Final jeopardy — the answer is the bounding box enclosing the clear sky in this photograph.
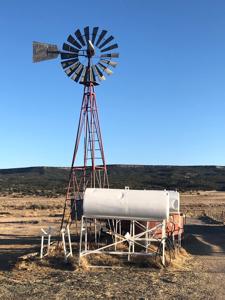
[1,0,225,168]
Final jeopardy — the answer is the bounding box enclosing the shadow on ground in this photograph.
[184,216,225,256]
[0,235,43,271]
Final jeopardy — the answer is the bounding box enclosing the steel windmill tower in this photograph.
[33,26,119,229]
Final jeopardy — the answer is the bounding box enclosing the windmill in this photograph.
[33,26,119,230]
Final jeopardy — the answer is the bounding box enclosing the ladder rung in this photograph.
[87,157,103,160]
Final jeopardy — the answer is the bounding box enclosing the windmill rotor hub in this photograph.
[87,40,95,58]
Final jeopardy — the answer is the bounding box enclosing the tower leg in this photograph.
[61,83,109,230]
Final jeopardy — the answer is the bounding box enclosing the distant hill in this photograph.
[0,165,225,196]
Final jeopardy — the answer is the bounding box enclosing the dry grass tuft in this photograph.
[15,252,40,271]
[79,256,90,271]
[14,246,78,272]
[88,253,121,267]
[114,241,128,251]
[169,247,192,271]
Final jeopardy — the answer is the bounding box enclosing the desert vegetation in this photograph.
[1,165,225,197]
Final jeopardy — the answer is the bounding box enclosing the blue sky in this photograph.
[1,0,225,168]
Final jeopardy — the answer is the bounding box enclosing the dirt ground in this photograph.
[1,192,225,299]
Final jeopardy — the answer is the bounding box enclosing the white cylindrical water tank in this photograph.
[83,188,169,221]
[153,190,180,213]
[168,191,180,213]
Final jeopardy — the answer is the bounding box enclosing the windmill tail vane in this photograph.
[33,41,60,62]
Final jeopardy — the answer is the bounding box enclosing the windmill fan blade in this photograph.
[71,64,83,81]
[65,62,80,77]
[71,67,81,81]
[67,35,82,49]
[75,29,85,46]
[94,65,106,80]
[33,41,59,62]
[91,27,99,44]
[100,59,117,68]
[101,43,118,53]
[74,64,83,74]
[95,30,107,47]
[71,73,78,81]
[61,58,79,69]
[84,26,89,45]
[61,52,78,60]
[80,66,87,83]
[98,63,113,75]
[100,53,119,58]
[63,43,79,53]
[98,35,114,49]
[75,65,84,82]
